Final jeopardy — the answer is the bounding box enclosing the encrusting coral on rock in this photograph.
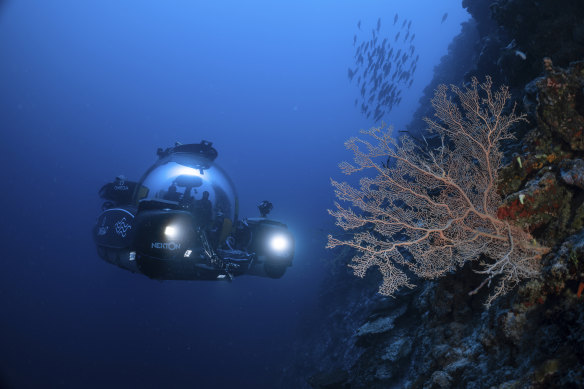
[284,1,584,387]
[301,58,584,389]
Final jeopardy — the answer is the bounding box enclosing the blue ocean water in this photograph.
[0,1,468,387]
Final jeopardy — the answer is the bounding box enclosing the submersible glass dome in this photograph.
[135,150,239,227]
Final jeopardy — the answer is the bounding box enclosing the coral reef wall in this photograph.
[288,1,584,388]
[408,0,584,139]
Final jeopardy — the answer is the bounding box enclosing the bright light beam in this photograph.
[165,225,178,239]
[269,234,290,253]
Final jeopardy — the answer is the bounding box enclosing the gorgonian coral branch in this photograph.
[328,76,548,306]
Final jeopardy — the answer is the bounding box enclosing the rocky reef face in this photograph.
[408,0,584,139]
[464,0,584,87]
[489,0,584,86]
[288,1,584,388]
[303,233,584,388]
[498,60,584,244]
[295,60,584,389]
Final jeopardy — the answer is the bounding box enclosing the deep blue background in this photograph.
[0,1,467,388]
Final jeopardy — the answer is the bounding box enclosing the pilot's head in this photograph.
[202,191,210,200]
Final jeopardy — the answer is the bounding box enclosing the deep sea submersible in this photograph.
[93,141,294,281]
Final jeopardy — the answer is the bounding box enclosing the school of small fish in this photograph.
[348,13,419,122]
